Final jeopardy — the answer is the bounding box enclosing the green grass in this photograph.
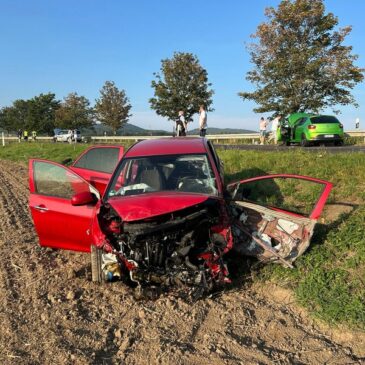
[1,142,364,329]
[220,149,365,202]
[0,141,131,164]
[219,149,365,329]
[0,142,92,163]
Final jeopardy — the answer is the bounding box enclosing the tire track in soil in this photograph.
[0,160,73,363]
[0,160,45,362]
[0,159,364,365]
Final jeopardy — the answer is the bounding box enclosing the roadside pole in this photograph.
[2,132,4,147]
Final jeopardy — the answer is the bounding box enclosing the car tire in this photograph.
[91,245,104,283]
[285,140,290,146]
[335,140,343,146]
[300,134,309,147]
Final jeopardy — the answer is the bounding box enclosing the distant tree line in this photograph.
[0,81,132,135]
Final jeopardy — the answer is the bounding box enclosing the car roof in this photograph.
[125,137,208,158]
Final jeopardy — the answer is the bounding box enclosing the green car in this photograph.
[281,113,344,146]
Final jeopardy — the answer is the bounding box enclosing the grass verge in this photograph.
[0,142,92,163]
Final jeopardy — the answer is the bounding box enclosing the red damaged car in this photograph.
[29,138,332,299]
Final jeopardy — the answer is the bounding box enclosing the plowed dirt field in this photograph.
[0,160,364,365]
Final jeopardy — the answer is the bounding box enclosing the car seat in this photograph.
[137,168,166,191]
[167,161,206,190]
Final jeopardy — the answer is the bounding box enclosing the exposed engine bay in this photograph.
[93,197,315,300]
[95,198,233,300]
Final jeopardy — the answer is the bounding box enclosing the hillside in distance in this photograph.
[84,123,256,136]
[187,127,255,135]
[83,123,170,136]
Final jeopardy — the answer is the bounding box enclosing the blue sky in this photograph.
[0,0,364,131]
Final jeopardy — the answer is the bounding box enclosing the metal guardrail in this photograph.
[89,133,263,142]
[1,131,365,142]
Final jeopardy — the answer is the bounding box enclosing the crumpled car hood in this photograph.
[107,192,211,222]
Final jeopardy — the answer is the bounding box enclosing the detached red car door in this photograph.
[29,159,100,252]
[227,174,332,265]
[69,146,124,195]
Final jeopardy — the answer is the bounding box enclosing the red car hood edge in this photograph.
[107,192,212,222]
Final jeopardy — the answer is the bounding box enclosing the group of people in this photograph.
[259,115,282,145]
[175,105,207,137]
[17,129,37,142]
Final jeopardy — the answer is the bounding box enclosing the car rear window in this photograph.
[73,147,120,173]
[310,116,340,124]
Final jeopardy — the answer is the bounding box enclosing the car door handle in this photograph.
[34,205,49,212]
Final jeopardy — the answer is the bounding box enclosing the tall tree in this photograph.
[94,81,132,134]
[0,93,59,134]
[0,100,28,132]
[55,93,94,130]
[239,0,364,115]
[149,52,214,122]
[0,107,18,133]
[27,93,60,134]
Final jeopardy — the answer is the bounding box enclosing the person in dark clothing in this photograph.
[175,111,186,137]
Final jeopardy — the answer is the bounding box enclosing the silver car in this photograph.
[53,130,82,142]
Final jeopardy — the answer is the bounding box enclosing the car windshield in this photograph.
[310,116,339,124]
[107,154,218,198]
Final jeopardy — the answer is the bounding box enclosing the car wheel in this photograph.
[285,140,290,146]
[300,134,309,147]
[91,245,104,283]
[335,140,343,146]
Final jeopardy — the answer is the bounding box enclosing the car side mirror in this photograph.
[71,191,98,206]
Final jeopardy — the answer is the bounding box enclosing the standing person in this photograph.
[23,130,28,142]
[17,129,22,142]
[32,130,37,141]
[73,129,78,142]
[67,129,72,143]
[269,115,282,145]
[199,105,207,137]
[175,110,186,137]
[259,117,268,145]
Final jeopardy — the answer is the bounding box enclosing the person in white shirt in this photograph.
[259,117,268,144]
[199,105,207,137]
[269,115,282,145]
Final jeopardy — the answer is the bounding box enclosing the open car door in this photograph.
[69,146,124,195]
[29,159,100,252]
[227,174,332,266]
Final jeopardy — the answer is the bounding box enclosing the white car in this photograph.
[53,130,82,143]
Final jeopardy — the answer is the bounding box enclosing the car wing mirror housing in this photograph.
[71,191,98,206]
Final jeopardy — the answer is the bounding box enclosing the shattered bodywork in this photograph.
[28,138,332,299]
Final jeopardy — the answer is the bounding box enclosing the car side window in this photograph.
[297,118,306,126]
[73,148,120,174]
[34,161,90,199]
